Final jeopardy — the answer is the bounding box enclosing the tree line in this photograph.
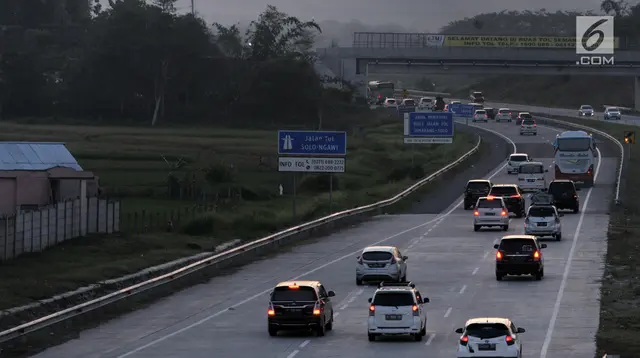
[0,0,355,127]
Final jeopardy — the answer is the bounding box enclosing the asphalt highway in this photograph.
[33,122,615,358]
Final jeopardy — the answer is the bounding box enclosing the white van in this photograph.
[517,162,548,191]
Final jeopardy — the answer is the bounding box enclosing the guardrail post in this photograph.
[3,217,8,261]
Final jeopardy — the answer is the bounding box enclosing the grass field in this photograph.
[526,114,640,357]
[0,110,478,310]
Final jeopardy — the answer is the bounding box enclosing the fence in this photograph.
[119,203,217,234]
[0,197,120,261]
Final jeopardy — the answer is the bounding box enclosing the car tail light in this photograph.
[533,251,540,260]
[506,335,515,345]
[574,194,578,198]
[537,177,544,180]
[487,195,495,199]
[511,194,521,198]
[474,210,479,216]
[501,210,507,216]
[412,305,419,316]
[268,303,275,316]
[588,164,594,175]
[496,251,503,260]
[460,335,469,346]
[369,305,375,316]
[357,256,363,265]
[313,301,322,315]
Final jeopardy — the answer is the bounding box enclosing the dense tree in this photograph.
[0,2,352,126]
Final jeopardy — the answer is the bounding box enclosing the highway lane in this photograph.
[31,122,612,358]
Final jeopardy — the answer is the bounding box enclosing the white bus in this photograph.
[553,130,596,187]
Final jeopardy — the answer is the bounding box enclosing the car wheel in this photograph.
[555,233,562,241]
[573,206,579,213]
[541,268,545,277]
[535,270,543,281]
[368,334,376,342]
[414,333,423,341]
[316,320,326,336]
[268,325,278,336]
[356,278,363,285]
[474,225,480,232]
[503,225,509,231]
[421,324,427,336]
[326,313,333,331]
[496,273,504,281]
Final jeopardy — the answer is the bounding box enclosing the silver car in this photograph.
[474,197,510,232]
[524,204,563,240]
[356,246,408,285]
[604,107,621,120]
[578,105,594,116]
[495,108,513,122]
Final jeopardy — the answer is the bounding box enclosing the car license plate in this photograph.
[385,314,402,320]
[485,212,495,216]
[477,343,495,350]
[538,222,547,226]
[528,179,536,182]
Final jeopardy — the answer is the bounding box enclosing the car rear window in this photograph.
[467,182,490,191]
[362,251,393,261]
[489,186,517,196]
[466,323,510,339]
[523,119,535,125]
[404,100,415,105]
[548,182,575,196]
[475,110,486,114]
[529,206,556,217]
[581,106,592,109]
[477,199,503,208]
[499,239,536,253]
[498,109,510,114]
[373,292,415,306]
[421,98,432,102]
[271,286,317,301]
[519,113,532,118]
[519,164,543,174]
[510,155,527,162]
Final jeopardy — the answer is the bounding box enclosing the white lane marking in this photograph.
[334,312,340,317]
[540,147,602,358]
[482,251,489,259]
[299,340,310,348]
[116,127,517,357]
[287,350,299,358]
[339,305,347,310]
[459,285,467,294]
[444,307,452,318]
[425,333,436,345]
[472,267,479,275]
[347,296,356,304]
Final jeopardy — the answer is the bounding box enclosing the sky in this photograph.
[172,0,606,32]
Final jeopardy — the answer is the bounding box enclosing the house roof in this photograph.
[0,142,82,171]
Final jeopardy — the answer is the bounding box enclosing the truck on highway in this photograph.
[367,81,395,105]
[552,130,596,187]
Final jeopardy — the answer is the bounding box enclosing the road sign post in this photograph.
[278,131,347,216]
[403,112,454,144]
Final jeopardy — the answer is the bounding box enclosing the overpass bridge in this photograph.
[318,32,640,109]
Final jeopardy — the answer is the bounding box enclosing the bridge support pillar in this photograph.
[635,76,640,111]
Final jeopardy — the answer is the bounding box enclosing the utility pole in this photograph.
[191,0,194,14]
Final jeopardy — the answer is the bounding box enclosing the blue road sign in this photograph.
[278,130,347,156]
[448,103,475,117]
[404,112,454,137]
[398,105,416,117]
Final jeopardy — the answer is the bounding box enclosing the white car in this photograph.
[604,107,621,120]
[519,119,537,135]
[472,109,488,122]
[455,317,525,358]
[517,161,547,191]
[473,197,509,232]
[418,97,434,109]
[495,108,512,122]
[578,104,594,116]
[356,246,408,285]
[367,282,429,341]
[401,98,416,107]
[525,204,563,240]
[506,153,529,174]
[383,98,398,108]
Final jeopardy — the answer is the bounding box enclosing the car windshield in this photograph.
[499,239,536,253]
[519,164,543,174]
[556,137,591,151]
[477,199,503,208]
[581,105,593,109]
[607,108,619,112]
[510,155,527,162]
[362,251,393,261]
[519,113,532,118]
[548,182,575,196]
[529,206,556,217]
[489,186,517,196]
[466,323,510,339]
[467,182,490,191]
[373,292,415,306]
[271,286,317,301]
[523,119,535,125]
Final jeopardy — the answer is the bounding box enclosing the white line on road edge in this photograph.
[539,147,602,358]
[459,285,467,294]
[286,350,299,358]
[425,333,436,345]
[116,126,517,357]
[299,340,310,348]
[444,307,452,318]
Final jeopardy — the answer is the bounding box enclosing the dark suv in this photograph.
[268,281,335,337]
[494,235,547,281]
[488,184,525,217]
[548,180,580,213]
[464,179,493,210]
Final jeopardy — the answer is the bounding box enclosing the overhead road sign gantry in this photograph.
[404,111,454,143]
[278,157,345,173]
[442,35,620,48]
[448,103,475,117]
[278,130,347,156]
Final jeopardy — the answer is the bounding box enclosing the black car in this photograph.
[484,107,497,119]
[268,281,335,336]
[494,235,547,281]
[488,184,526,217]
[548,180,580,213]
[464,179,493,210]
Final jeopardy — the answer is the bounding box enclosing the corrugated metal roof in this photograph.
[0,142,82,171]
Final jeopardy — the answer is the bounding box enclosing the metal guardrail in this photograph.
[0,135,483,344]
[400,89,625,204]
